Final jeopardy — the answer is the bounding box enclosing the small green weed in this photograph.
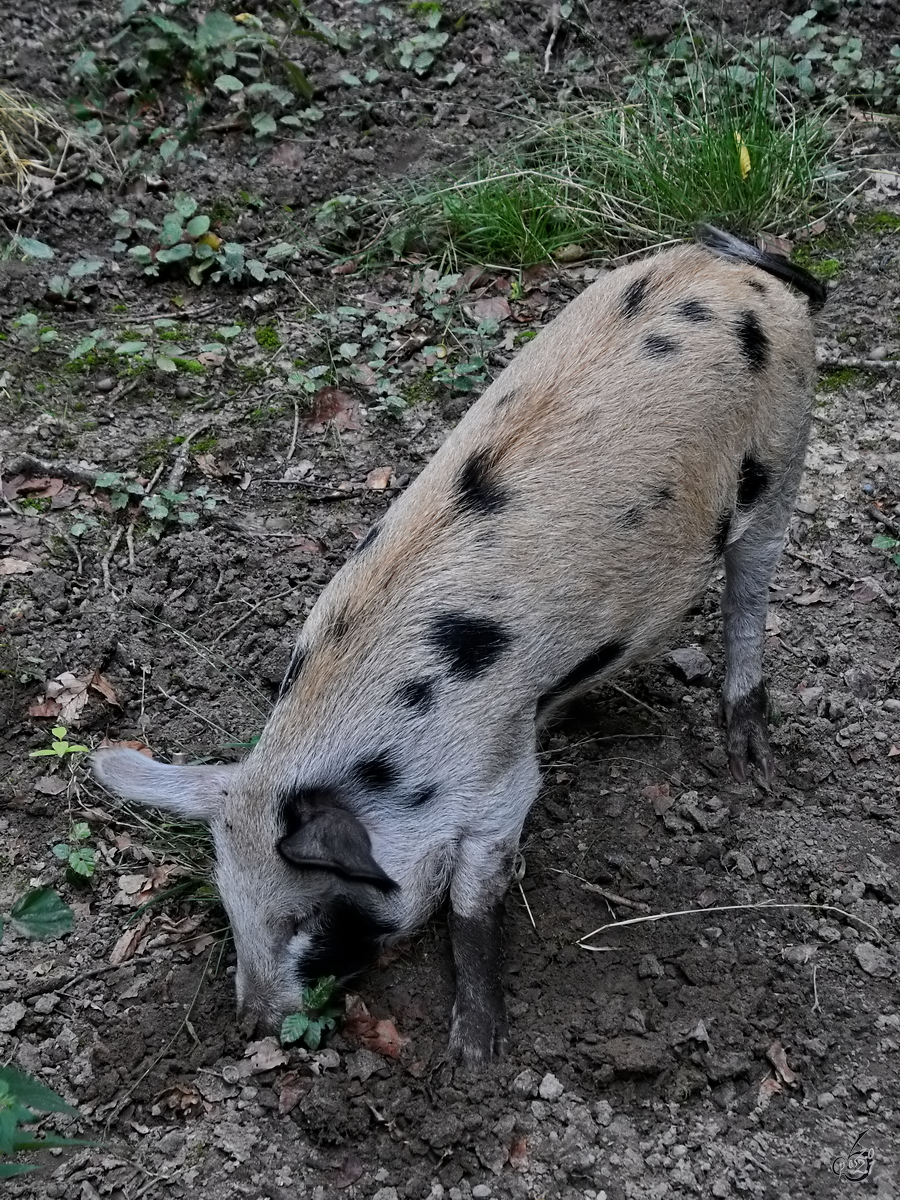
[47,258,103,304]
[29,725,89,760]
[872,533,900,569]
[11,313,59,350]
[112,193,296,286]
[94,472,221,539]
[52,823,96,884]
[818,366,859,392]
[280,976,341,1051]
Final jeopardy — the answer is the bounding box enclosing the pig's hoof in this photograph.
[724,682,774,784]
[449,998,508,1065]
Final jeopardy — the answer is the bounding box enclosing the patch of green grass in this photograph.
[191,434,219,454]
[254,324,281,350]
[856,211,900,232]
[819,366,860,392]
[380,43,841,266]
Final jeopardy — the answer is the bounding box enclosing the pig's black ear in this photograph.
[277,808,398,890]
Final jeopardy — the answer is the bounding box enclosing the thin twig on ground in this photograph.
[101,526,123,592]
[3,452,99,488]
[864,503,900,540]
[166,422,211,492]
[20,961,122,1001]
[817,356,900,370]
[209,585,297,646]
[578,900,880,949]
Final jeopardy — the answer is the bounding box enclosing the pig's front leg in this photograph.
[448,889,509,1063]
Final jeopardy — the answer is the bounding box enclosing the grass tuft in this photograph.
[382,43,843,268]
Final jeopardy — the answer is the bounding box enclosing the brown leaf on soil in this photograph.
[98,737,153,755]
[343,997,408,1059]
[197,352,225,367]
[157,1083,207,1117]
[28,699,61,718]
[766,1040,797,1086]
[643,783,673,816]
[794,588,823,606]
[463,296,511,323]
[0,557,36,575]
[277,1070,313,1115]
[509,1136,529,1171]
[331,259,358,276]
[245,1037,289,1073]
[888,745,900,757]
[521,264,554,291]
[34,775,68,796]
[756,1075,782,1106]
[304,387,360,433]
[332,1153,365,1189]
[365,467,392,491]
[89,671,120,706]
[3,474,65,500]
[109,913,151,964]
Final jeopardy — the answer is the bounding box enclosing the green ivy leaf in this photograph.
[185,215,211,238]
[214,74,244,93]
[280,1012,310,1044]
[9,889,73,941]
[15,237,55,260]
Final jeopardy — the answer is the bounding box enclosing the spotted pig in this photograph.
[92,227,826,1062]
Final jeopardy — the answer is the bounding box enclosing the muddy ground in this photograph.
[2,1,900,1198]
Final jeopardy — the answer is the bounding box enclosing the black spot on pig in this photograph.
[652,485,674,507]
[714,510,732,556]
[353,751,400,793]
[355,523,381,554]
[330,610,350,641]
[735,310,769,373]
[745,278,767,295]
[644,333,679,357]
[408,784,438,808]
[621,275,652,318]
[456,449,510,517]
[737,454,769,507]
[279,647,306,698]
[495,387,519,407]
[397,677,436,712]
[538,640,626,714]
[428,611,513,679]
[675,298,713,322]
[619,504,645,529]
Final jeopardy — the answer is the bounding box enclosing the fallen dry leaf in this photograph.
[766,1040,797,1086]
[463,295,511,323]
[343,997,408,1059]
[888,745,900,758]
[332,1153,364,1189]
[643,782,673,816]
[28,699,61,718]
[278,1070,313,1115]
[245,1037,289,1073]
[109,913,151,964]
[756,1075,782,1107]
[157,1083,207,1117]
[98,737,153,755]
[0,557,36,575]
[365,467,392,491]
[509,1136,529,1171]
[89,671,120,706]
[196,352,225,367]
[304,386,360,433]
[34,775,68,796]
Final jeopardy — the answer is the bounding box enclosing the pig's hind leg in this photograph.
[721,443,808,783]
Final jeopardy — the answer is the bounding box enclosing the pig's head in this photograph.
[91,747,401,1032]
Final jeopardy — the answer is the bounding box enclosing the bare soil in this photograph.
[2,3,899,1199]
